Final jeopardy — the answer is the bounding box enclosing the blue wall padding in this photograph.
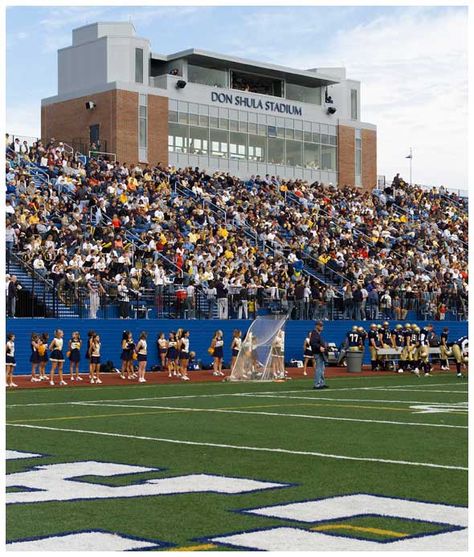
[6,319,467,374]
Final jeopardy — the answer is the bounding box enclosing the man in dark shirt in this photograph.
[310,321,328,389]
[7,275,21,318]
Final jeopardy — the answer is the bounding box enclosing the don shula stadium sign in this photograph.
[211,92,302,116]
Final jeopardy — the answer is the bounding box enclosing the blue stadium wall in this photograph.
[6,319,467,375]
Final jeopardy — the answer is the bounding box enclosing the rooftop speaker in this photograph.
[327,106,337,115]
[85,101,96,110]
[176,80,187,89]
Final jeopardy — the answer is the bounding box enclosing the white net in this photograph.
[229,316,287,381]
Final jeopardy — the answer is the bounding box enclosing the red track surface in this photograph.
[8,366,455,389]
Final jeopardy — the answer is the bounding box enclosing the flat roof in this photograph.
[151,48,339,87]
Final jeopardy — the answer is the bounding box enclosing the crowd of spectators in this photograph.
[5,133,468,321]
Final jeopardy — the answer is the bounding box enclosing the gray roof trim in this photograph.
[151,48,339,86]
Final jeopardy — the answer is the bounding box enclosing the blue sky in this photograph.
[6,5,468,189]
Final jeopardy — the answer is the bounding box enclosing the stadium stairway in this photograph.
[7,258,80,318]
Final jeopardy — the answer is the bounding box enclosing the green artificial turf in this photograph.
[6,374,468,550]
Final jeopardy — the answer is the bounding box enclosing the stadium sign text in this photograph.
[211,92,302,116]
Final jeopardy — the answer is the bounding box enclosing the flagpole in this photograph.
[409,147,413,186]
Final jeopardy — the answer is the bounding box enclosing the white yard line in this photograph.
[76,402,467,429]
[236,394,468,406]
[6,423,467,471]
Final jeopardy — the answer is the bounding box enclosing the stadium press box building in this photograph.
[41,22,377,188]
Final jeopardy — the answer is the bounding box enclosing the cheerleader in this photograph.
[157,332,168,375]
[175,328,184,376]
[30,333,41,382]
[68,332,82,382]
[38,332,49,381]
[49,329,66,386]
[167,332,178,377]
[179,330,190,381]
[211,330,225,377]
[90,333,102,384]
[120,331,135,380]
[303,332,314,377]
[230,329,242,373]
[85,330,95,382]
[6,333,17,388]
[136,331,148,383]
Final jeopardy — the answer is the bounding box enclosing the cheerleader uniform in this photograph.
[69,340,81,363]
[167,340,178,361]
[50,338,65,362]
[30,341,40,364]
[121,341,134,362]
[158,338,168,356]
[137,340,147,362]
[39,341,49,363]
[6,341,16,367]
[214,338,224,359]
[232,337,242,358]
[304,337,314,359]
[180,338,190,360]
[90,342,101,365]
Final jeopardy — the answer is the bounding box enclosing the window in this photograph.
[351,89,358,120]
[285,140,303,167]
[321,145,337,171]
[189,126,209,155]
[168,123,189,153]
[268,137,285,165]
[248,135,266,162]
[286,82,321,105]
[135,48,144,84]
[188,64,227,88]
[303,143,320,169]
[229,132,247,160]
[355,133,362,186]
[210,128,229,158]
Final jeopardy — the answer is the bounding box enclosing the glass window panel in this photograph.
[277,126,285,138]
[168,123,189,153]
[199,115,209,127]
[135,48,143,83]
[199,104,209,115]
[329,125,337,136]
[139,119,147,148]
[330,135,337,146]
[188,64,227,87]
[304,131,312,142]
[188,103,199,114]
[189,113,199,126]
[285,118,293,128]
[229,131,247,160]
[239,121,248,133]
[219,107,229,118]
[169,99,178,111]
[210,128,229,158]
[285,128,294,139]
[303,121,311,132]
[355,147,362,176]
[258,114,267,124]
[303,143,320,169]
[268,137,285,165]
[286,82,321,105]
[355,138,362,149]
[312,122,320,133]
[189,126,209,155]
[258,124,267,136]
[229,109,238,120]
[294,129,303,140]
[209,106,218,116]
[178,112,189,124]
[267,115,276,126]
[320,124,329,134]
[248,134,266,162]
[321,145,337,171]
[169,111,178,122]
[210,116,219,128]
[285,140,302,167]
[178,101,188,112]
[321,134,330,144]
[312,132,320,143]
[229,119,238,131]
[139,106,147,118]
[248,122,257,134]
[219,118,229,130]
[351,89,358,119]
[267,125,277,138]
[294,119,303,130]
[248,112,257,123]
[238,111,248,122]
[139,94,147,106]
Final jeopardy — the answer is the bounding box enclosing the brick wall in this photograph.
[361,128,377,190]
[148,95,169,166]
[337,125,355,187]
[41,89,140,163]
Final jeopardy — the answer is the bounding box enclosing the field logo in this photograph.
[208,494,468,550]
[7,459,289,505]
